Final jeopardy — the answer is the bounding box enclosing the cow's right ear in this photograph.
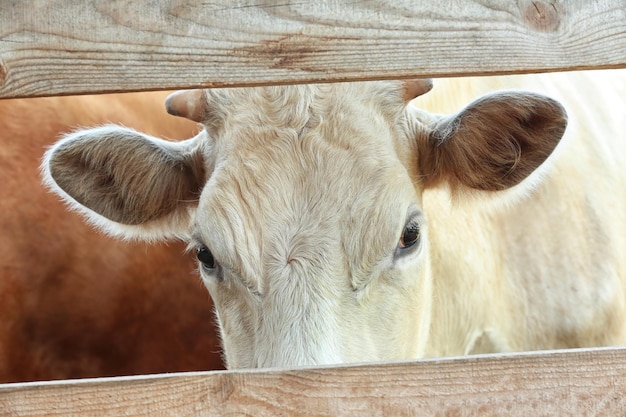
[42,125,207,241]
[417,91,567,193]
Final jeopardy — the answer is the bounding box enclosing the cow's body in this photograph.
[1,93,223,383]
[43,70,626,369]
[418,71,626,356]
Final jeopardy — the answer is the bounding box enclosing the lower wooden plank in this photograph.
[1,347,625,416]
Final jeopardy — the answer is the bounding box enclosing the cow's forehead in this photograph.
[202,82,412,211]
[206,82,407,146]
[193,83,417,287]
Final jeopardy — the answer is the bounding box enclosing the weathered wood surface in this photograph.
[1,0,625,98]
[1,347,625,416]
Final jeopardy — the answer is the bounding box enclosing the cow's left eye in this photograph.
[197,245,217,270]
[399,220,420,249]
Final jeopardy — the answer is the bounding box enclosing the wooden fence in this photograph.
[1,348,625,416]
[1,0,626,415]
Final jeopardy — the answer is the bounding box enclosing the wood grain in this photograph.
[1,347,625,416]
[0,0,625,98]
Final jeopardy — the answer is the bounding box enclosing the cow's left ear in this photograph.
[43,126,207,241]
[418,91,567,191]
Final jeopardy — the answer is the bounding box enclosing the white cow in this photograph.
[43,70,626,368]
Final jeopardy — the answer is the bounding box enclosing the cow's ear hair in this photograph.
[43,125,206,240]
[418,91,567,191]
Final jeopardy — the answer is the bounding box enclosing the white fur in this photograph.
[43,73,626,369]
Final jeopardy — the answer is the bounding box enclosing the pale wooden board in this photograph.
[1,347,625,416]
[0,0,625,98]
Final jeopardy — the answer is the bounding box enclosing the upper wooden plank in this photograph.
[0,0,625,98]
[1,347,625,416]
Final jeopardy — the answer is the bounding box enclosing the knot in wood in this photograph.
[522,1,560,32]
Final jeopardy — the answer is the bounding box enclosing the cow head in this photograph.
[43,80,566,368]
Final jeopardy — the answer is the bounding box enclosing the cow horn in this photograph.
[165,89,207,122]
[402,79,434,102]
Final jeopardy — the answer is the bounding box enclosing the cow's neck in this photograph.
[422,188,513,357]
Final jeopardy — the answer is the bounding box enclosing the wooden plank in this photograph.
[1,347,625,416]
[1,0,625,98]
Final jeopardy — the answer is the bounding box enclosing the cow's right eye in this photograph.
[400,220,420,249]
[197,246,216,270]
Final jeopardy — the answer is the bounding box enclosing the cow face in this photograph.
[43,80,566,368]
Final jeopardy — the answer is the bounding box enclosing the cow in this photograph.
[0,92,224,383]
[42,70,626,369]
